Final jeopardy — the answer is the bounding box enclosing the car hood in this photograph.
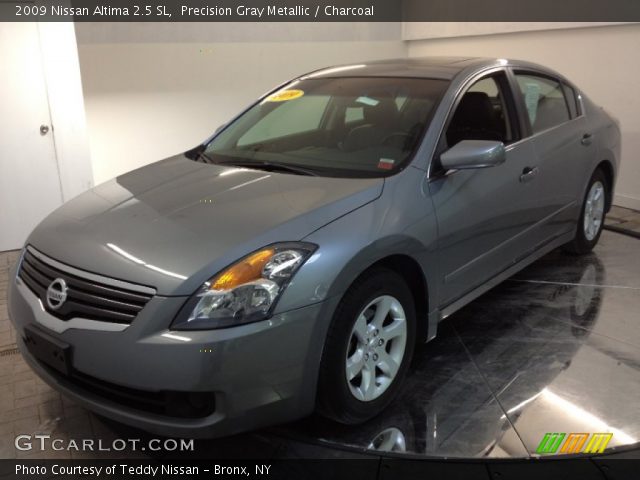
[28,155,383,295]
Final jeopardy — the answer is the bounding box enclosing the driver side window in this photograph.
[445,73,516,148]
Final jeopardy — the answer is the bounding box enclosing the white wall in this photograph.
[76,23,405,184]
[406,23,640,210]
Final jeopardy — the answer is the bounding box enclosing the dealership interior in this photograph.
[1,22,639,461]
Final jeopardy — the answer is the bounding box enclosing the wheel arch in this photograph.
[362,255,429,343]
[327,246,433,344]
[595,159,615,212]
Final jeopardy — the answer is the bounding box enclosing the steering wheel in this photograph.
[381,132,413,149]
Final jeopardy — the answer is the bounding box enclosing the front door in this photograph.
[428,71,542,306]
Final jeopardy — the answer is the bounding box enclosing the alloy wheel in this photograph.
[345,295,408,402]
[583,180,605,241]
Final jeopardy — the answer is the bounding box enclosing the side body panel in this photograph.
[291,166,440,337]
[427,139,540,306]
[424,61,621,319]
[508,68,597,245]
[424,66,545,307]
[581,95,621,203]
[523,117,587,244]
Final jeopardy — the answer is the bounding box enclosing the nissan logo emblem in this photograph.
[46,278,68,310]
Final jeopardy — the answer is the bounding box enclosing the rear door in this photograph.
[428,69,541,306]
[511,71,594,244]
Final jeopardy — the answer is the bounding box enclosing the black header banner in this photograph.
[1,0,640,22]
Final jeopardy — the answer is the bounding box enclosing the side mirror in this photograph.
[440,140,506,170]
[214,124,226,134]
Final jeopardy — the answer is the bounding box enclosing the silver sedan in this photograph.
[8,57,620,437]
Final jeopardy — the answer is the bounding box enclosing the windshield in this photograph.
[202,77,449,177]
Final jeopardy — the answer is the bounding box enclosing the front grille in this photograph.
[18,247,155,324]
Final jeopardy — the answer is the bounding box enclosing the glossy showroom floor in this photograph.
[0,207,639,459]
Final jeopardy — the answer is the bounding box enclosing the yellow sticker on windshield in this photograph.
[266,89,304,102]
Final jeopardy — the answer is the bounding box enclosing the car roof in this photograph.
[301,57,565,82]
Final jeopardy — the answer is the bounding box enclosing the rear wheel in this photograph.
[564,169,607,255]
[317,268,416,424]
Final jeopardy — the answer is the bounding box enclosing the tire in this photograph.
[317,268,416,424]
[563,168,608,255]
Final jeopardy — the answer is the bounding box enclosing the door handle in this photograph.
[520,166,539,183]
[581,133,593,146]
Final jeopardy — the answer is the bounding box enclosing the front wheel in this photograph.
[564,169,608,255]
[317,268,416,424]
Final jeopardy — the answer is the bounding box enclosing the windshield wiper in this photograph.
[217,160,319,176]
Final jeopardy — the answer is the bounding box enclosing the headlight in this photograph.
[171,242,316,330]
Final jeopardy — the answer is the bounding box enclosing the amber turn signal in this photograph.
[210,248,275,290]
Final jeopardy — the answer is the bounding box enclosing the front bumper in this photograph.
[8,263,335,438]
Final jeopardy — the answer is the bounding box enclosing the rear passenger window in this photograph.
[514,73,571,133]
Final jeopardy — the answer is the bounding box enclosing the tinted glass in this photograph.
[203,77,449,178]
[446,74,515,147]
[238,95,331,146]
[515,73,570,133]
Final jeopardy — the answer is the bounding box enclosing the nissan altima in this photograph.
[8,57,620,437]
